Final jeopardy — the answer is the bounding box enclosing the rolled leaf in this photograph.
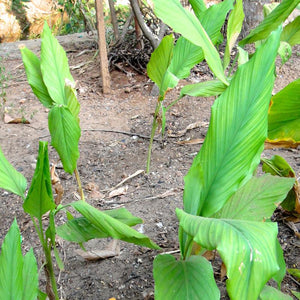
[224,0,244,68]
[40,22,74,105]
[0,219,23,299]
[153,254,219,300]
[20,47,53,108]
[177,208,280,300]
[278,41,292,64]
[0,146,27,198]
[214,175,295,221]
[183,28,281,217]
[48,105,81,174]
[153,0,229,85]
[240,0,300,46]
[71,201,160,249]
[23,141,55,219]
[268,78,300,144]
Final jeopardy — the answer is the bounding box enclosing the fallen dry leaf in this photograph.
[176,138,204,145]
[4,115,30,124]
[76,240,120,261]
[264,140,300,149]
[108,185,128,198]
[220,262,227,281]
[169,121,208,138]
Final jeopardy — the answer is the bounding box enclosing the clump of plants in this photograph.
[0,22,159,299]
[146,0,300,299]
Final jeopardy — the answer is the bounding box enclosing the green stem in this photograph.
[166,95,183,111]
[74,167,85,201]
[35,218,59,300]
[146,100,161,173]
[227,54,238,77]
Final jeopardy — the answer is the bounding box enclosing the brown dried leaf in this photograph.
[220,262,227,281]
[264,140,300,149]
[176,138,204,145]
[5,115,30,124]
[75,240,120,261]
[169,121,207,138]
[202,250,215,261]
[54,183,64,205]
[108,185,128,198]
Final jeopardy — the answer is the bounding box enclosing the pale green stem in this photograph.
[74,167,85,201]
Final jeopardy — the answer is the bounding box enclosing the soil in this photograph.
[0,33,300,299]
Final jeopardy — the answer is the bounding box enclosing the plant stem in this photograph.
[37,218,59,300]
[146,99,161,173]
[74,167,85,201]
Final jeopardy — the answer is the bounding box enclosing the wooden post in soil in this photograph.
[95,0,111,94]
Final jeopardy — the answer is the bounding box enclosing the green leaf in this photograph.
[0,219,23,299]
[262,155,295,177]
[147,35,175,95]
[20,47,53,108]
[214,175,295,221]
[153,254,219,300]
[183,28,281,217]
[287,268,300,279]
[237,46,249,66]
[180,79,227,98]
[273,239,286,288]
[177,209,281,300]
[259,286,292,300]
[281,16,300,46]
[224,0,244,68]
[168,0,233,80]
[40,22,74,105]
[268,78,300,143]
[48,105,81,174]
[0,146,27,198]
[23,141,55,219]
[22,249,38,300]
[189,0,207,19]
[57,207,143,243]
[291,291,300,299]
[153,0,229,85]
[240,0,300,46]
[65,84,80,121]
[71,201,160,249]
[278,41,292,64]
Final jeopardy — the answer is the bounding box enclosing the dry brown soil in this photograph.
[0,33,299,299]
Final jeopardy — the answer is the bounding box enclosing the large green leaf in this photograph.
[20,47,53,108]
[57,207,143,243]
[281,16,300,46]
[167,0,233,81]
[153,0,228,85]
[177,209,280,300]
[180,79,227,98]
[48,105,81,174]
[259,286,292,300]
[268,78,300,143]
[0,146,27,198]
[183,28,281,217]
[224,0,244,68]
[22,249,38,300]
[23,141,55,219]
[214,175,295,221]
[240,0,300,46]
[147,35,175,95]
[71,201,159,249]
[40,22,74,105]
[153,254,219,300]
[0,219,23,299]
[189,0,207,19]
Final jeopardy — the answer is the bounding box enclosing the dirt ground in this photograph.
[0,33,300,299]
